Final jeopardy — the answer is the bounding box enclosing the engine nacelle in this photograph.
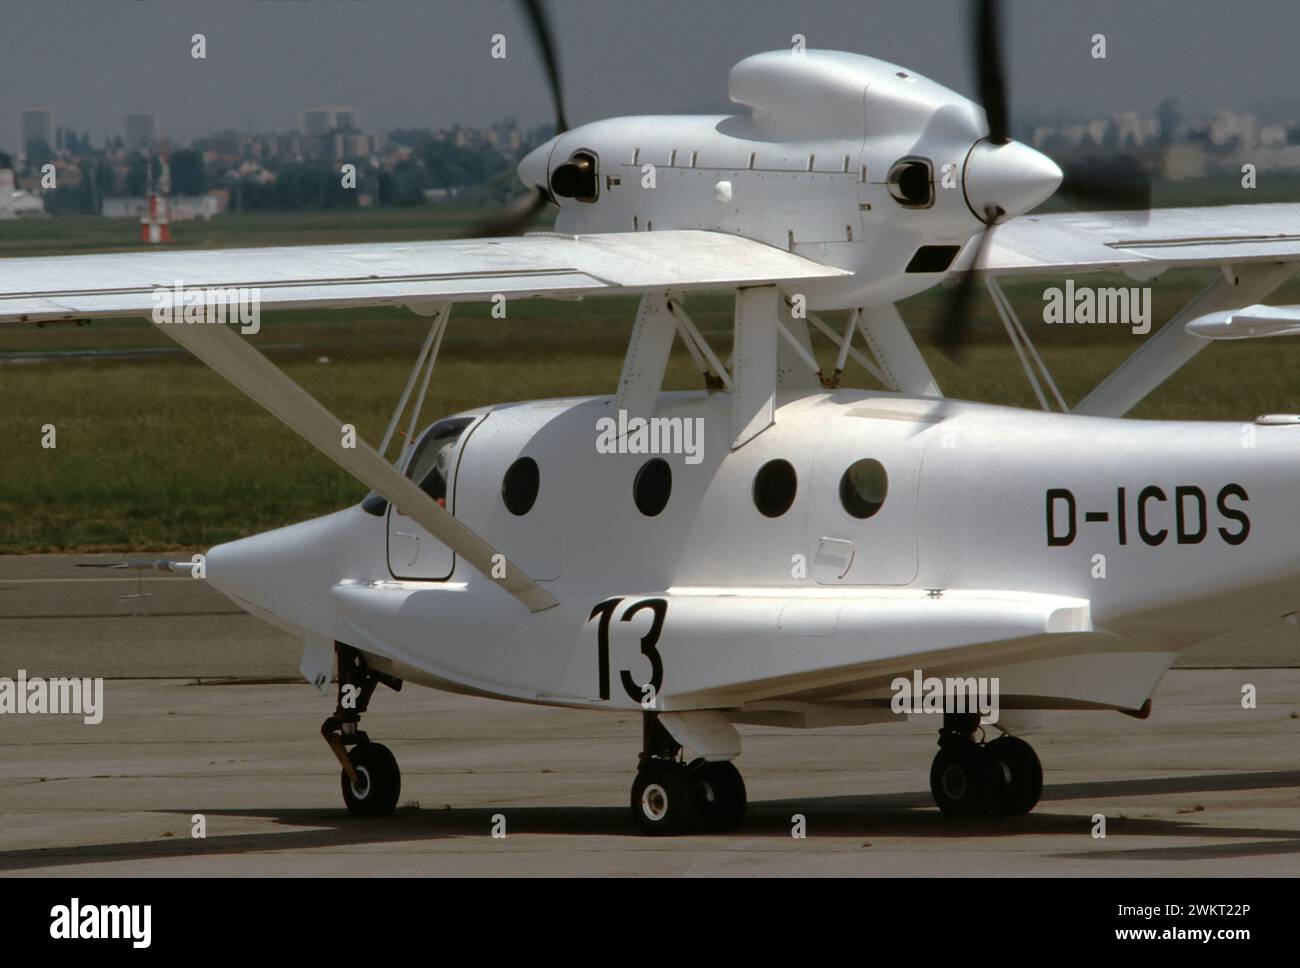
[517,50,1060,310]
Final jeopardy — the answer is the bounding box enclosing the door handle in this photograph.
[393,530,420,566]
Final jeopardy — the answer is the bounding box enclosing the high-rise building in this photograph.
[20,107,54,155]
[124,113,157,151]
[300,106,359,136]
[300,108,332,138]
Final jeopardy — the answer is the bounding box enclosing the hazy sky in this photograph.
[4,0,1300,149]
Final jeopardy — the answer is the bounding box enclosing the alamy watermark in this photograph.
[0,670,103,724]
[1042,280,1151,336]
[151,280,261,335]
[50,899,150,948]
[595,409,704,465]
[890,670,1000,724]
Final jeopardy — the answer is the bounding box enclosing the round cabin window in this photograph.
[633,458,672,517]
[501,457,540,516]
[752,459,798,518]
[839,459,888,519]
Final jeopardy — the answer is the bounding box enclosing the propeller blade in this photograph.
[934,212,996,358]
[466,188,550,238]
[1057,154,1152,212]
[974,0,1009,144]
[467,0,566,238]
[519,0,568,135]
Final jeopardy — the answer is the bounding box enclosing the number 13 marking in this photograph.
[588,597,667,702]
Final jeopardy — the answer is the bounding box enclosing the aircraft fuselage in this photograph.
[207,389,1300,721]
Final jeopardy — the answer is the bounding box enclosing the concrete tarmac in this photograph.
[2,554,1299,876]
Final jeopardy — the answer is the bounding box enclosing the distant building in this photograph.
[1113,111,1157,149]
[101,193,221,220]
[300,106,359,137]
[300,109,332,138]
[0,168,46,218]
[194,130,246,162]
[20,107,54,155]
[486,119,521,153]
[1209,109,1258,148]
[124,113,157,151]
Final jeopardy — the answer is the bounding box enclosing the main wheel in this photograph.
[693,760,747,831]
[631,765,698,836]
[341,741,401,817]
[929,743,994,818]
[987,735,1043,815]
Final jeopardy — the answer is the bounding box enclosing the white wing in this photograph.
[0,229,846,613]
[968,203,1300,277]
[0,229,848,324]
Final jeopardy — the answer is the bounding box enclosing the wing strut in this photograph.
[986,277,1066,412]
[379,302,450,461]
[156,318,558,613]
[1074,262,1294,417]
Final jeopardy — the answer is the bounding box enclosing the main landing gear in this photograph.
[929,713,1042,818]
[630,712,747,835]
[322,644,404,817]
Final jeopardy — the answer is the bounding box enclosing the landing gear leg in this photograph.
[321,643,404,817]
[629,712,747,835]
[928,713,1043,818]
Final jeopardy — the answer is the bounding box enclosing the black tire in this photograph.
[929,742,995,818]
[693,760,747,831]
[987,735,1043,815]
[341,742,401,817]
[631,765,698,836]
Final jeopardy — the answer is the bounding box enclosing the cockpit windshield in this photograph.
[403,417,475,505]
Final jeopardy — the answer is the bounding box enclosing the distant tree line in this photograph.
[29,149,208,215]
[12,135,530,214]
[227,139,518,211]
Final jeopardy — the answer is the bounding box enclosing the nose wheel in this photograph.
[341,741,401,817]
[321,643,404,818]
[929,715,1042,818]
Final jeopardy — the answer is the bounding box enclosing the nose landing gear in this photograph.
[929,714,1042,818]
[321,644,404,818]
[341,741,401,817]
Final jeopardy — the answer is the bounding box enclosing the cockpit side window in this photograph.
[404,417,475,505]
[359,416,475,516]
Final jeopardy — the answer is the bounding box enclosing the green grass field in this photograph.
[2,206,1299,552]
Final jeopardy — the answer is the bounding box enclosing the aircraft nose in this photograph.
[205,510,362,634]
[962,139,1062,224]
[205,528,295,615]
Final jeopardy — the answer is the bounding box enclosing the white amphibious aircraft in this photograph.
[5,1,1300,833]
